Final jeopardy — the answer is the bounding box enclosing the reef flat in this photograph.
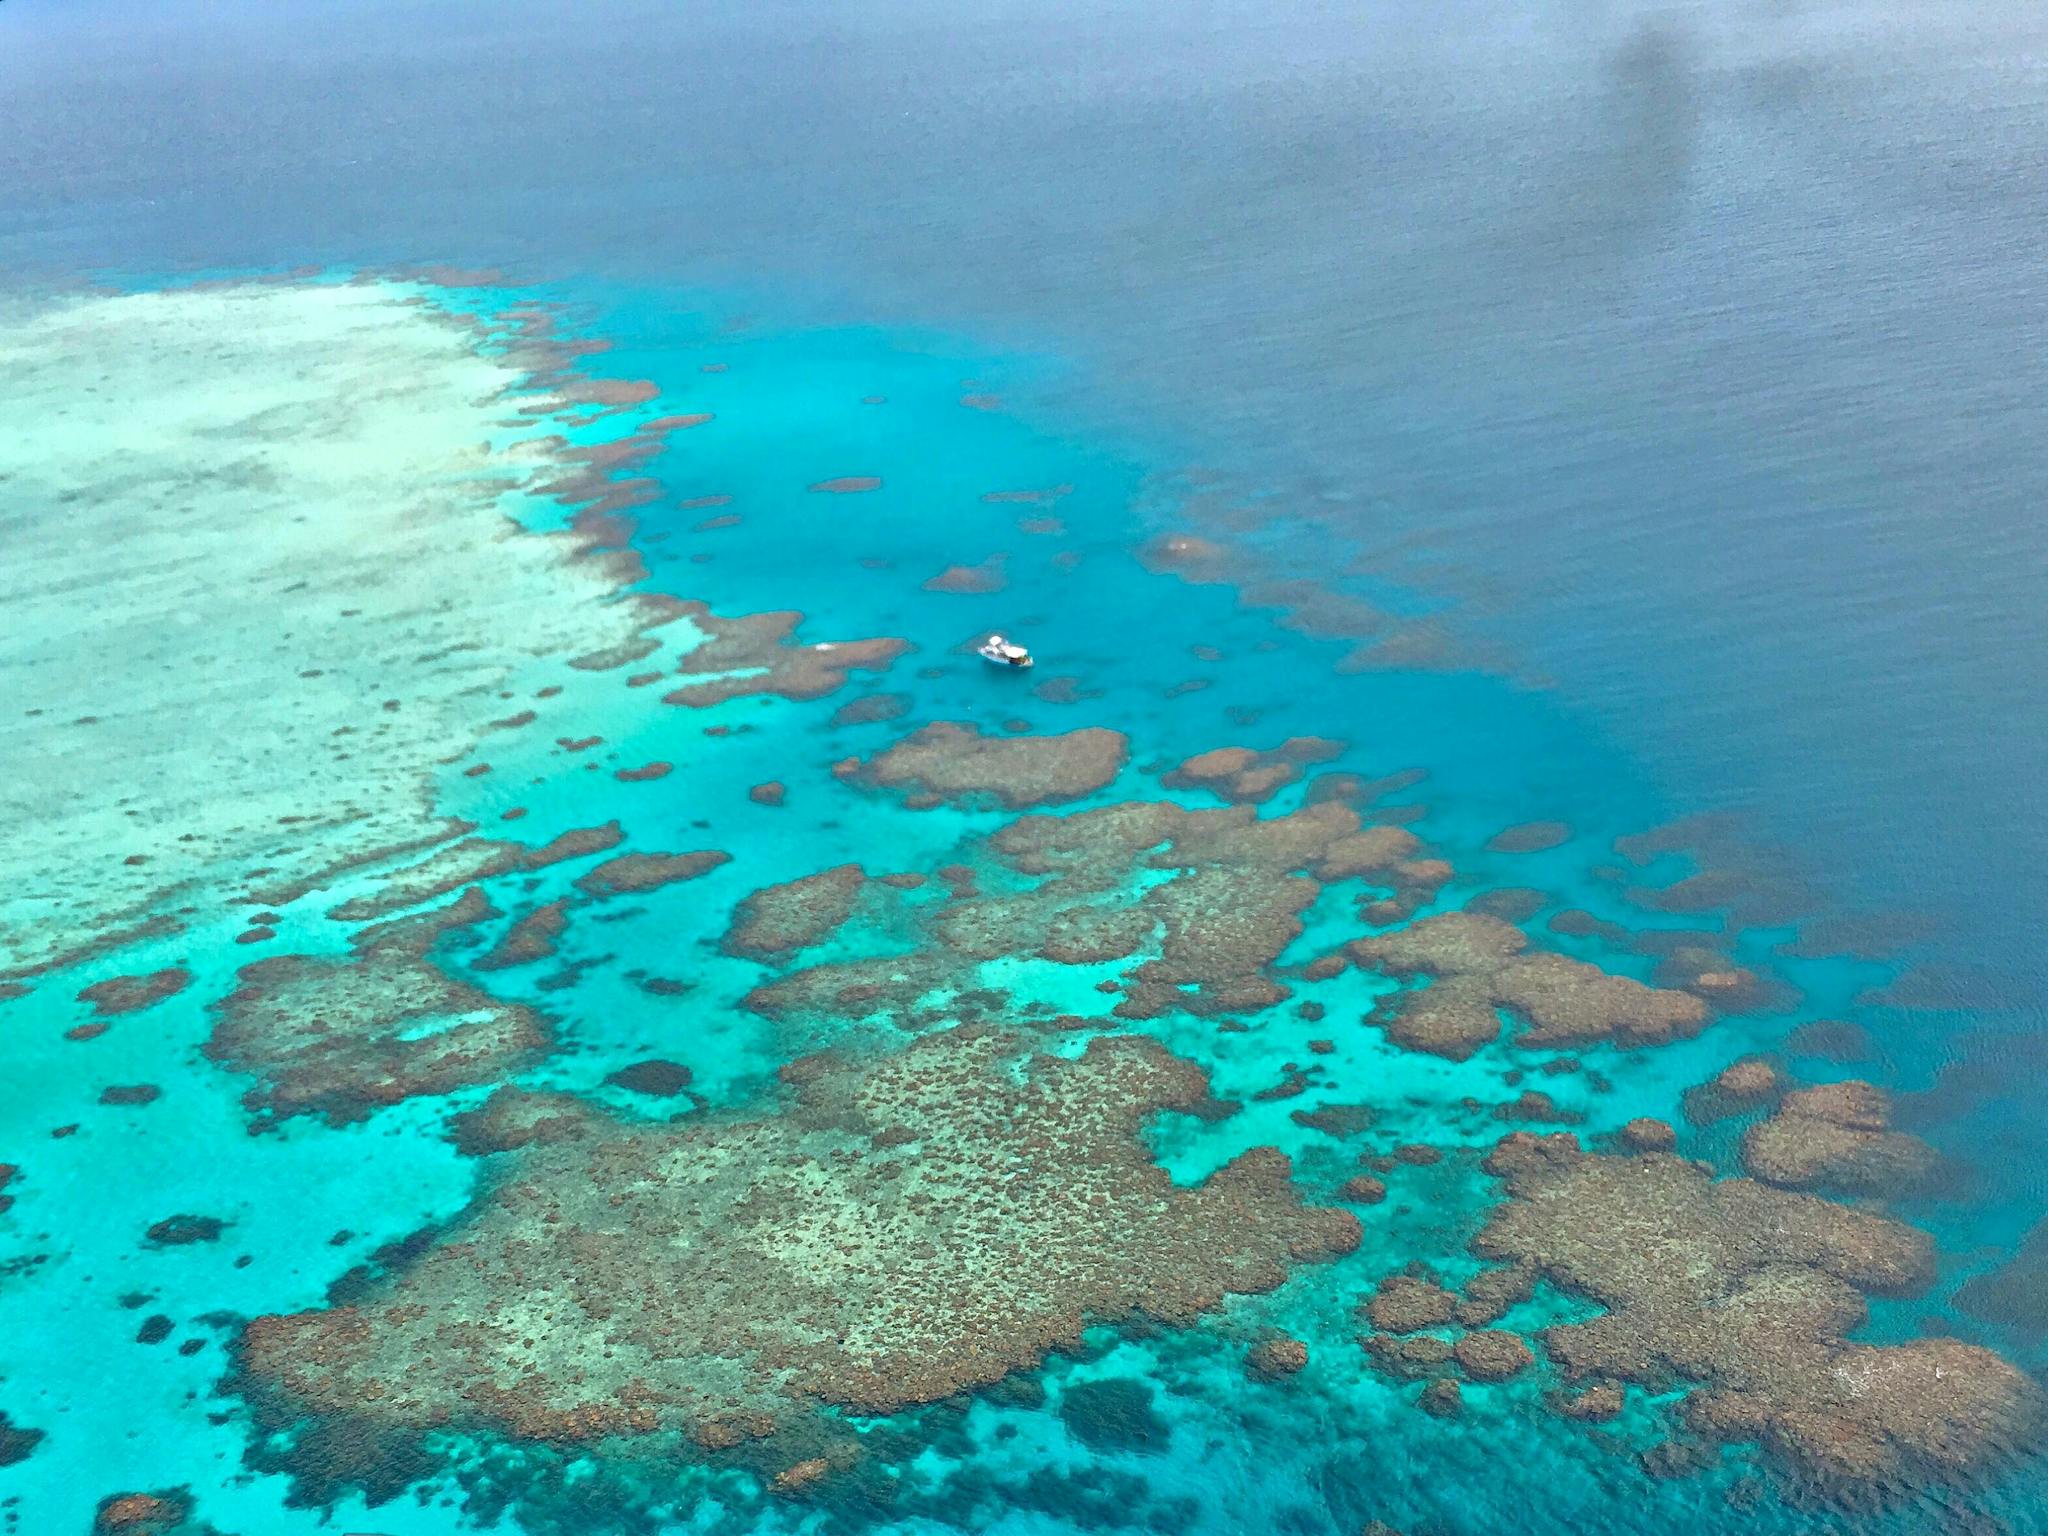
[0,280,679,980]
[0,273,2042,1536]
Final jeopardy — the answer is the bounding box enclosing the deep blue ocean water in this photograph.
[3,2,2047,1533]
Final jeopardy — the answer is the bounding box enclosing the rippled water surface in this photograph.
[2,2,2046,1534]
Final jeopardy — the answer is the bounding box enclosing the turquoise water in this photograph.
[3,2,2048,1533]
[0,274,2035,1536]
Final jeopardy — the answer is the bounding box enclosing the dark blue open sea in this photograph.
[3,2,2046,1534]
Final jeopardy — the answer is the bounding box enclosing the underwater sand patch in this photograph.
[238,1026,1356,1467]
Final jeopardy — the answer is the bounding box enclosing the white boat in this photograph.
[977,634,1033,669]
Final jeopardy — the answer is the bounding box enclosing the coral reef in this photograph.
[1418,1379,1464,1418]
[747,794,1467,1042]
[742,951,997,1033]
[473,900,570,972]
[207,893,551,1126]
[1555,1383,1624,1421]
[327,824,623,923]
[573,849,730,899]
[1741,1081,1937,1196]
[1958,1218,2048,1339]
[842,722,1129,810]
[828,692,910,728]
[1060,1378,1171,1453]
[1247,1335,1310,1379]
[91,1491,195,1535]
[1162,738,1344,804]
[1366,1275,1458,1334]
[1373,977,1504,1062]
[615,761,673,782]
[662,605,907,708]
[77,967,192,1017]
[1350,911,1708,1058]
[923,558,1008,594]
[1486,821,1571,854]
[1365,1335,1454,1381]
[1451,1265,1536,1328]
[0,1410,43,1467]
[1620,1117,1678,1153]
[145,1215,227,1247]
[239,1027,1356,1469]
[1453,1330,1533,1381]
[604,1060,694,1097]
[1473,1131,2040,1496]
[1136,532,1236,583]
[1785,1018,1873,1061]
[724,865,866,960]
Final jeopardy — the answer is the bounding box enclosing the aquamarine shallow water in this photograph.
[0,273,2036,1536]
[3,1,2048,1533]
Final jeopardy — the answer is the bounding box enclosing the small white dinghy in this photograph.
[977,633,1034,669]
